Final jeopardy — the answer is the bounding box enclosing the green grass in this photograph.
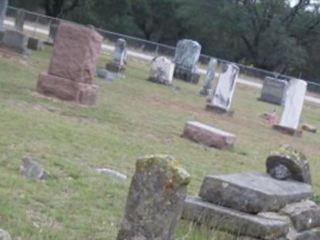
[0,46,319,240]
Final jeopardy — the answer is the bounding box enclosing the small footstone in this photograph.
[302,124,317,133]
[280,200,320,232]
[117,155,190,240]
[182,121,236,149]
[266,145,312,184]
[0,229,11,240]
[20,157,46,180]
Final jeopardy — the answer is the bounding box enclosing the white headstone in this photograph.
[149,56,175,85]
[279,79,307,130]
[209,63,239,112]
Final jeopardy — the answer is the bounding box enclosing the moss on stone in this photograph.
[272,144,306,162]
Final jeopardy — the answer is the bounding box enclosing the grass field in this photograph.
[0,46,319,240]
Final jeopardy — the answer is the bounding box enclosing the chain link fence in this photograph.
[4,6,320,95]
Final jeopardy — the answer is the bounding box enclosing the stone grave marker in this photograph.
[149,56,175,85]
[274,79,307,135]
[14,9,25,31]
[37,23,103,105]
[0,0,8,40]
[106,38,127,72]
[117,155,190,240]
[207,63,239,113]
[200,58,218,96]
[260,77,288,105]
[173,39,201,84]
[3,29,29,55]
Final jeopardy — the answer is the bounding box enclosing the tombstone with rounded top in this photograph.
[106,38,127,72]
[149,56,175,85]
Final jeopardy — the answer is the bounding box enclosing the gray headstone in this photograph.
[199,172,313,214]
[0,229,11,240]
[278,79,307,130]
[0,0,8,33]
[106,38,127,72]
[200,58,218,96]
[266,145,312,184]
[173,39,201,84]
[3,29,30,55]
[260,77,288,105]
[208,63,239,112]
[15,9,25,32]
[117,155,190,240]
[149,56,175,85]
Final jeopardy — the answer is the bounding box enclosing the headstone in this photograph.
[27,37,44,51]
[106,38,127,72]
[200,58,218,96]
[182,121,236,149]
[117,155,190,240]
[0,229,11,240]
[266,145,312,184]
[20,157,46,180]
[3,30,30,55]
[207,63,239,113]
[37,23,103,105]
[48,19,60,43]
[199,172,313,214]
[0,0,8,33]
[274,79,307,134]
[149,56,175,85]
[173,39,201,84]
[302,123,317,133]
[260,77,288,105]
[14,9,25,32]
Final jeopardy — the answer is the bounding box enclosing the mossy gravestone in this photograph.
[117,155,190,240]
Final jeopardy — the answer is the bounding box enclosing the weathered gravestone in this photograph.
[174,39,201,84]
[260,77,288,105]
[106,38,127,72]
[37,23,103,105]
[182,121,236,149]
[200,58,218,96]
[274,79,307,135]
[48,19,60,43]
[149,56,175,85]
[182,147,318,240]
[27,37,44,51]
[117,155,190,240]
[0,229,11,240]
[3,29,29,55]
[0,0,8,40]
[207,63,239,113]
[14,9,25,32]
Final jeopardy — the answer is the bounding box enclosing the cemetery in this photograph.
[0,2,320,240]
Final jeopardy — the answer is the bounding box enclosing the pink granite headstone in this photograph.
[37,23,103,105]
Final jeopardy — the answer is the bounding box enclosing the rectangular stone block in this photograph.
[28,37,44,51]
[3,30,29,54]
[199,173,313,214]
[182,197,289,240]
[260,77,288,105]
[37,73,98,105]
[48,23,103,83]
[182,121,236,149]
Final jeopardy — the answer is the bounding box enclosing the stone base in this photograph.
[174,68,200,84]
[206,103,234,116]
[273,125,302,137]
[106,62,125,73]
[3,30,30,55]
[28,37,44,51]
[148,77,172,86]
[182,121,236,149]
[37,73,98,105]
[182,197,289,239]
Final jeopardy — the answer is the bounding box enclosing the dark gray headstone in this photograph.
[28,37,44,51]
[3,29,29,55]
[0,0,8,33]
[117,155,190,240]
[15,9,25,31]
[199,172,313,214]
[200,58,218,96]
[260,77,288,105]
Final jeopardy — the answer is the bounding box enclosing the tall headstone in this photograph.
[174,39,201,84]
[200,58,218,96]
[207,63,239,113]
[0,0,8,40]
[15,9,25,32]
[37,23,103,105]
[117,155,190,240]
[260,77,288,105]
[106,38,127,72]
[274,79,307,135]
[149,56,175,85]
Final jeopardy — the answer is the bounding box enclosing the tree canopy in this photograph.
[10,0,320,82]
